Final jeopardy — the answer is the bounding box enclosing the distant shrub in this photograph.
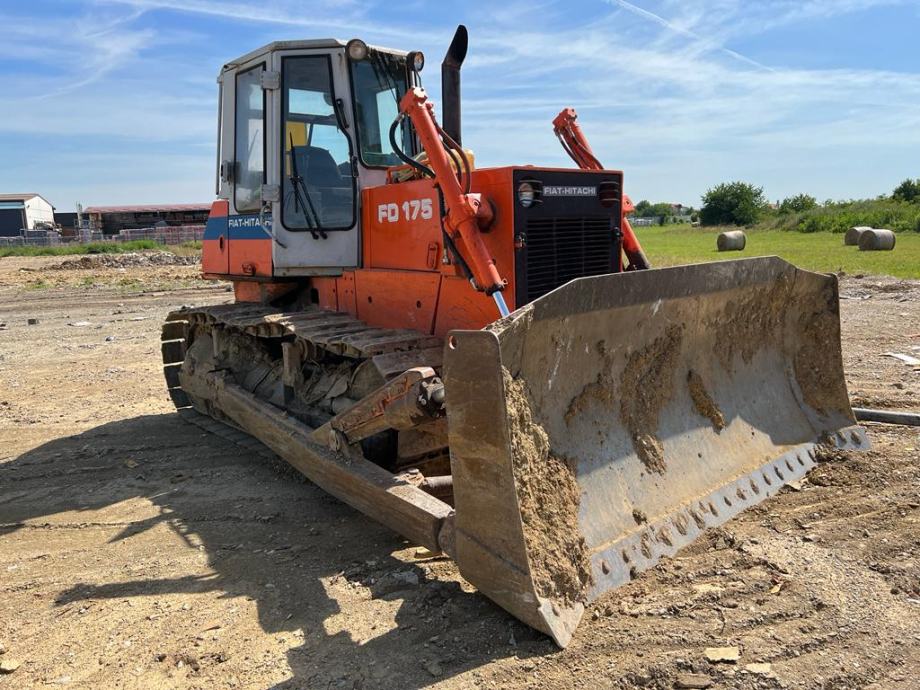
[764,198,920,234]
[779,194,818,214]
[0,239,165,258]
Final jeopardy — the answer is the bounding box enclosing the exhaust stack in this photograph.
[441,25,468,145]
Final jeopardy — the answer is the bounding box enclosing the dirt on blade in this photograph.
[687,369,725,431]
[504,371,592,607]
[711,275,790,372]
[0,256,918,690]
[618,324,685,474]
[793,282,854,417]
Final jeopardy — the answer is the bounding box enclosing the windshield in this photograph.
[350,53,413,167]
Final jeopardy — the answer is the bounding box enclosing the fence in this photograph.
[0,225,205,248]
[115,225,205,244]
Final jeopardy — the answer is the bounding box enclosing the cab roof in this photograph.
[220,39,409,74]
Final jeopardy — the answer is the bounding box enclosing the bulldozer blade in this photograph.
[443,256,868,647]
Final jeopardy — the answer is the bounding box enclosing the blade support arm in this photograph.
[400,87,506,296]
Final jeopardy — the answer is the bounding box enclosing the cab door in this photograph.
[269,48,360,275]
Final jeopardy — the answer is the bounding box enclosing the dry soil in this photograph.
[0,256,918,690]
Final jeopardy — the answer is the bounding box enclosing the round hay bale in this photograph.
[844,226,872,246]
[857,228,896,251]
[717,230,746,251]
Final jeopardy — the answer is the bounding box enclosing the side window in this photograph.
[349,58,411,167]
[375,89,400,151]
[234,65,264,213]
[215,80,223,196]
[281,55,355,232]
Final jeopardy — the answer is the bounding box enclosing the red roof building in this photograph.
[84,203,211,234]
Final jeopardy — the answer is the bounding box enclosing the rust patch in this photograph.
[619,325,685,474]
[504,371,592,606]
[687,369,725,431]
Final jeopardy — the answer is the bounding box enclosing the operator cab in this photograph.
[214,39,419,273]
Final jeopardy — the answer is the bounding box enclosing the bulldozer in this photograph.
[162,26,867,646]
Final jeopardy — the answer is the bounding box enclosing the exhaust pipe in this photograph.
[441,25,468,145]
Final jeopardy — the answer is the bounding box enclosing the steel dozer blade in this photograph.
[443,256,868,647]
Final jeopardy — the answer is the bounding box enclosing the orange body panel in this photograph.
[311,276,339,311]
[336,273,358,318]
[363,179,442,271]
[202,200,229,276]
[220,164,623,337]
[203,200,273,280]
[355,270,441,334]
[350,166,520,332]
[361,168,518,299]
[229,238,272,277]
[433,274,501,335]
[234,281,299,303]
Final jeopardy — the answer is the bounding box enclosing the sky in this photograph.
[1,0,919,211]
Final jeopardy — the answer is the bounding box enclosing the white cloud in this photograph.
[2,0,918,208]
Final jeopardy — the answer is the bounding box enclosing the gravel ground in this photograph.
[0,256,917,690]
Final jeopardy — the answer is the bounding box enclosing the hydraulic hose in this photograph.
[389,115,435,179]
[436,124,472,194]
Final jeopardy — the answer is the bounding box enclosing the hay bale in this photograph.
[717,230,746,251]
[844,226,872,246]
[857,228,896,251]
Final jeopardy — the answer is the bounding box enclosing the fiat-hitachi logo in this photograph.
[542,185,597,197]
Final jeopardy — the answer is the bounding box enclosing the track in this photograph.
[160,302,448,473]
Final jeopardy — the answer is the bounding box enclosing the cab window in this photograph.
[281,55,356,232]
[350,55,413,167]
[234,64,265,213]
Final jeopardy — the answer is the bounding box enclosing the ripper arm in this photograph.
[553,107,650,271]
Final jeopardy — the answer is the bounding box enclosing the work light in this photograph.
[517,181,536,208]
[346,39,368,61]
[408,51,425,72]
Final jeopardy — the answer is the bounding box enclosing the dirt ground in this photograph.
[0,256,917,690]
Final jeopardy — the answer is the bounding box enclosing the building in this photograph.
[83,203,211,235]
[0,193,55,237]
[54,212,80,237]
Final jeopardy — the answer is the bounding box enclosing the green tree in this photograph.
[633,199,652,216]
[700,182,767,226]
[779,193,818,213]
[892,178,920,203]
[648,202,673,218]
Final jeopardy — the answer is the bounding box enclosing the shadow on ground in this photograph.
[1,413,552,688]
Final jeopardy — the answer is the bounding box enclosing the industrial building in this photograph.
[0,193,55,237]
[83,203,210,235]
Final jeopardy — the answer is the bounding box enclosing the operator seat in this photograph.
[288,145,353,227]
[292,146,343,188]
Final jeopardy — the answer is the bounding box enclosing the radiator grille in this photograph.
[524,216,615,302]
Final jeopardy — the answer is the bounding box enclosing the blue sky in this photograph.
[1,0,918,211]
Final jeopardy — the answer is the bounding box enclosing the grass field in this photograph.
[3,229,916,279]
[640,225,920,279]
[0,240,202,258]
